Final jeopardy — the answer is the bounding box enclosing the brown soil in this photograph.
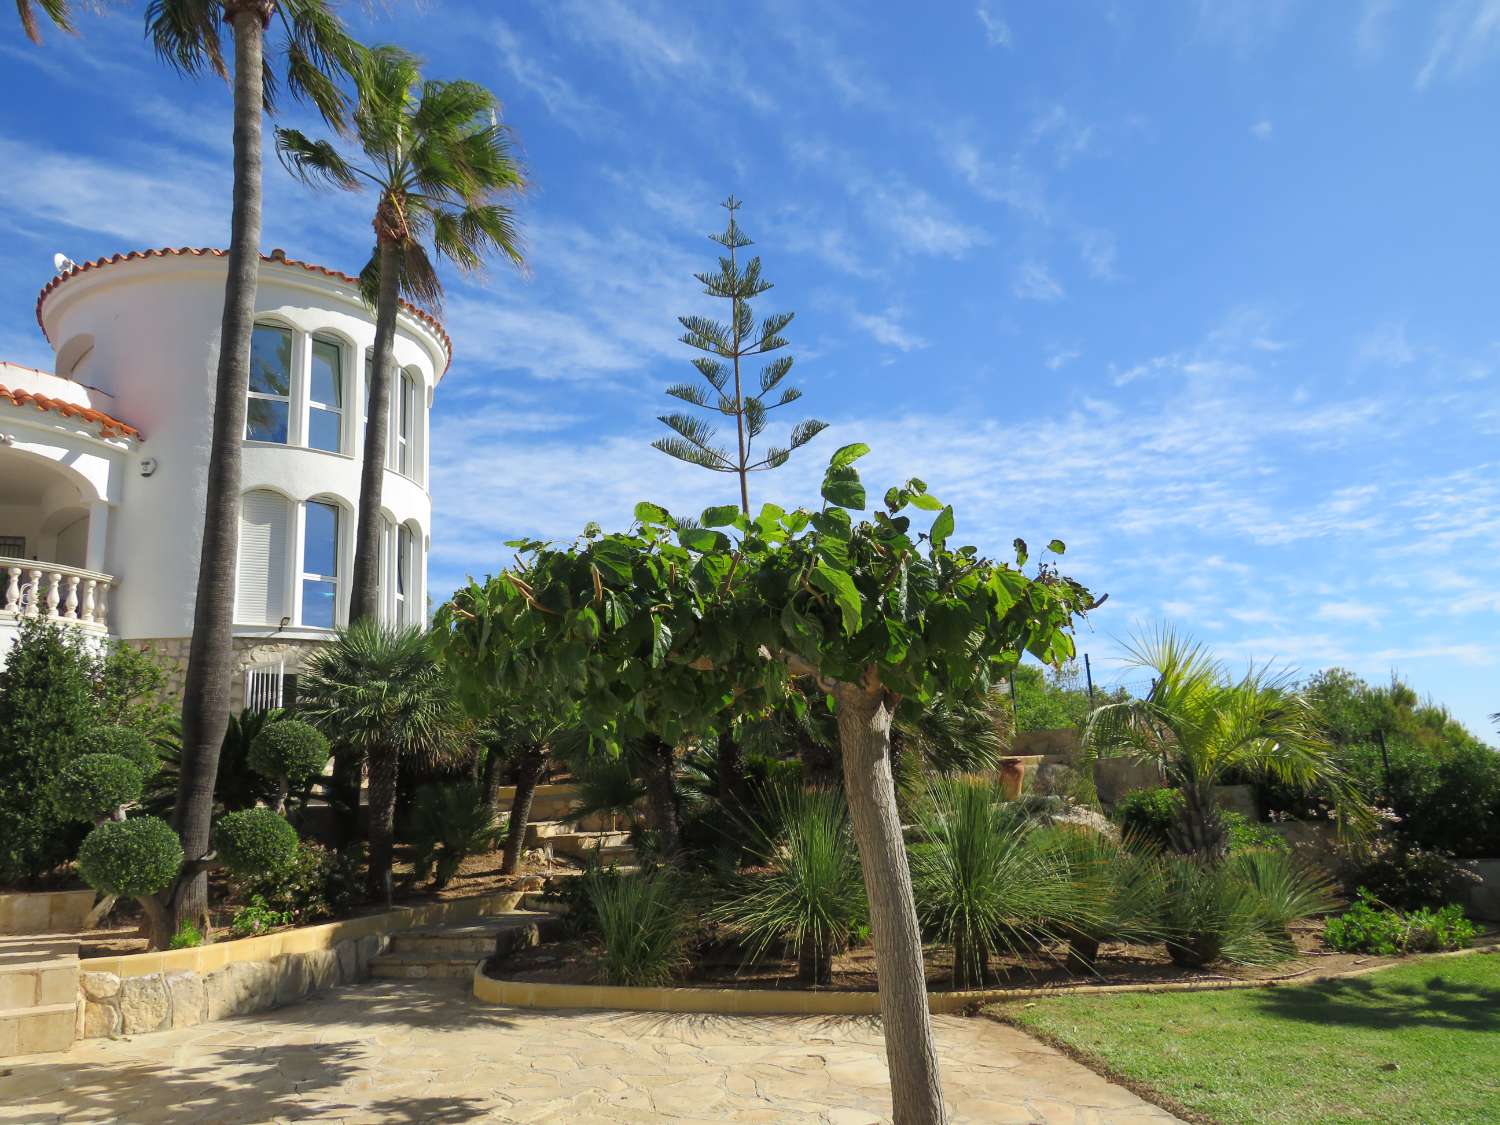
[493,920,1436,993]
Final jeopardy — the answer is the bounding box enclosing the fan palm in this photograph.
[146,0,358,932]
[1084,627,1372,860]
[275,46,526,625]
[298,621,468,901]
[15,0,69,43]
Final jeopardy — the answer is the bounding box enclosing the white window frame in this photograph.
[246,323,296,446]
[307,335,346,454]
[299,498,343,630]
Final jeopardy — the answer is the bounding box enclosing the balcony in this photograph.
[1,561,115,634]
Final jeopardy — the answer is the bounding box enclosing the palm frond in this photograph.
[17,0,71,44]
[274,127,361,190]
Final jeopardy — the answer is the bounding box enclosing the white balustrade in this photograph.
[1,563,115,631]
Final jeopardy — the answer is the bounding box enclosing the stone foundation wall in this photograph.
[78,934,385,1038]
[130,635,332,710]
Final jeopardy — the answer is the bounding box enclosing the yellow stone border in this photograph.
[473,940,1500,1016]
[87,890,525,978]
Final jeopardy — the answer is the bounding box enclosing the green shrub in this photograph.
[230,895,293,938]
[1159,850,1331,967]
[236,841,365,922]
[1345,835,1480,911]
[1031,826,1167,972]
[1114,788,1182,850]
[211,808,299,878]
[214,708,286,811]
[77,816,183,897]
[168,921,203,949]
[53,753,145,823]
[709,786,866,985]
[1323,891,1477,955]
[408,782,500,889]
[1224,811,1290,854]
[586,870,691,987]
[79,726,159,778]
[246,720,330,793]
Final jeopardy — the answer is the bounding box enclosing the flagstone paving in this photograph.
[0,980,1180,1123]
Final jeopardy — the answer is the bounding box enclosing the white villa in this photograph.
[0,247,450,707]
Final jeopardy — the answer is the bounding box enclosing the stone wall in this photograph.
[79,934,384,1038]
[0,891,96,935]
[131,635,332,710]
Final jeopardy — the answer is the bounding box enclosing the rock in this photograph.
[80,971,121,1001]
[165,972,205,1029]
[1049,804,1120,841]
[355,934,383,976]
[304,948,340,993]
[335,938,357,983]
[273,953,310,1005]
[207,960,276,1022]
[82,999,121,1039]
[518,876,545,892]
[118,974,170,1035]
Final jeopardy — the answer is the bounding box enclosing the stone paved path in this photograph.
[0,980,1180,1124]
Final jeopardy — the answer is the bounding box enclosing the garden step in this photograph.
[368,953,480,980]
[547,830,634,859]
[387,914,557,959]
[0,1002,77,1057]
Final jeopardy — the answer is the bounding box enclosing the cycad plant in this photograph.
[910,777,1083,988]
[1031,827,1167,973]
[408,781,500,889]
[276,46,526,625]
[586,869,691,987]
[1085,627,1372,860]
[297,621,468,901]
[711,786,867,986]
[653,197,826,514]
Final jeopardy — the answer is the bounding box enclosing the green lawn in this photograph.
[995,951,1500,1125]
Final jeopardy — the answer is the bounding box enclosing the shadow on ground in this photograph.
[1250,966,1500,1033]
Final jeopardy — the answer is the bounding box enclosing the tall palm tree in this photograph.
[146,0,359,931]
[298,621,468,901]
[15,0,70,42]
[1084,627,1372,859]
[275,46,526,625]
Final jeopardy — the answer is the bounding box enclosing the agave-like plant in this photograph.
[910,777,1086,988]
[710,785,867,986]
[1031,826,1168,973]
[587,869,691,987]
[1158,849,1333,967]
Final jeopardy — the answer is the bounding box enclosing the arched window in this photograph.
[396,522,415,623]
[301,499,341,629]
[237,490,290,624]
[308,335,345,453]
[247,324,293,444]
[395,370,416,477]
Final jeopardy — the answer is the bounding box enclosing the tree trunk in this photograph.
[716,728,744,805]
[501,744,545,876]
[366,744,399,903]
[348,239,402,625]
[137,895,173,951]
[1173,781,1228,863]
[480,741,507,824]
[952,932,990,990]
[328,745,366,845]
[834,676,946,1125]
[798,931,834,986]
[641,735,681,857]
[173,7,265,933]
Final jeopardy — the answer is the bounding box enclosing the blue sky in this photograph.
[1,1,1497,738]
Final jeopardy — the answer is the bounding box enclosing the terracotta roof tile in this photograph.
[35,247,453,371]
[0,383,141,440]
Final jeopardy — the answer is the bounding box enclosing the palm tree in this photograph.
[275,46,526,626]
[298,621,467,902]
[1084,627,1372,860]
[146,0,358,932]
[16,0,70,42]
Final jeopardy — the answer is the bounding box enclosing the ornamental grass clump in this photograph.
[586,869,691,987]
[1159,849,1332,967]
[1030,826,1168,973]
[710,785,867,986]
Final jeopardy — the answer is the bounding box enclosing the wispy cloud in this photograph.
[1251,119,1274,140]
[1046,348,1081,370]
[1417,0,1500,88]
[1316,600,1385,626]
[1012,260,1064,301]
[492,19,614,135]
[1356,321,1417,367]
[1357,0,1398,59]
[976,2,1012,47]
[849,306,928,351]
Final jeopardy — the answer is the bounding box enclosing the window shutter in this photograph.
[237,490,288,624]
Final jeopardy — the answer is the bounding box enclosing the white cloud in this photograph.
[976,2,1012,47]
[849,307,928,352]
[1251,119,1274,140]
[1417,0,1500,88]
[1046,348,1081,370]
[1356,321,1417,367]
[1315,601,1385,626]
[1012,260,1064,302]
[1028,104,1095,168]
[1074,227,1118,280]
[493,20,614,135]
[1357,0,1398,59]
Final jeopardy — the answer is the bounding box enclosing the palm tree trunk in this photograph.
[348,238,401,625]
[716,728,743,805]
[1175,781,1229,863]
[366,744,400,903]
[501,744,545,876]
[480,741,506,823]
[833,676,946,1125]
[173,5,265,932]
[798,931,835,986]
[642,734,681,857]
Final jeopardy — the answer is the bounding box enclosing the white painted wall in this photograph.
[35,253,447,642]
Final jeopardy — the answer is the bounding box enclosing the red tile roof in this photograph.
[0,383,141,440]
[35,247,453,371]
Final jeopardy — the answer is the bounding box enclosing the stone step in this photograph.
[387,915,554,959]
[518,893,571,915]
[368,954,478,980]
[548,830,634,859]
[0,1002,76,1058]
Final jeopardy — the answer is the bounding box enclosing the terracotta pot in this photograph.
[998,758,1026,800]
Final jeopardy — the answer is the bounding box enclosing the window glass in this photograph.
[396,524,412,622]
[308,338,343,453]
[247,325,292,443]
[397,372,414,476]
[301,501,339,629]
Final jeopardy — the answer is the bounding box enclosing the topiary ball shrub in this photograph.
[212,808,300,878]
[80,726,159,778]
[77,816,183,897]
[246,720,330,789]
[54,753,145,823]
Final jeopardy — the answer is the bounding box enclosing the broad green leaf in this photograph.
[701,504,741,528]
[907,492,943,511]
[679,527,730,553]
[822,466,867,510]
[650,617,672,668]
[929,505,955,550]
[884,486,905,512]
[829,442,870,469]
[811,561,863,635]
[634,501,669,525]
[811,508,852,539]
[1013,538,1028,567]
[1047,538,1066,555]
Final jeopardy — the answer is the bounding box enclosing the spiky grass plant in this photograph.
[1031,826,1168,973]
[1159,849,1333,967]
[710,786,866,986]
[910,777,1086,988]
[1224,847,1336,954]
[586,869,691,987]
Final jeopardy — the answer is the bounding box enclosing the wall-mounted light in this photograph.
[0,433,13,446]
[139,457,158,477]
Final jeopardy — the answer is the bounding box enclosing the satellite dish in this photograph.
[53,252,77,274]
